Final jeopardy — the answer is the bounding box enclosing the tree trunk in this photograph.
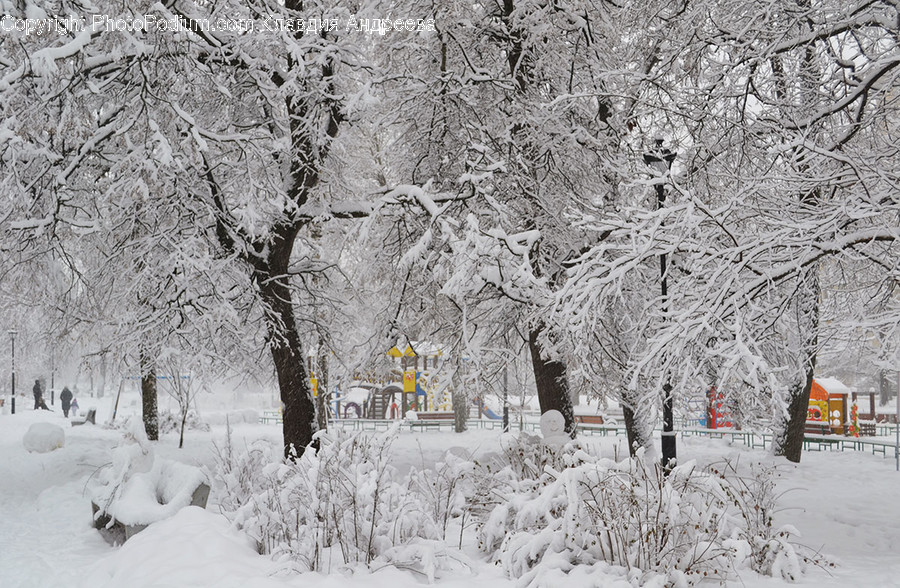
[179,408,187,449]
[140,350,158,441]
[773,270,819,462]
[776,373,815,462]
[316,348,328,430]
[529,325,575,437]
[452,352,468,433]
[98,354,107,398]
[770,0,823,464]
[621,391,652,456]
[255,247,317,460]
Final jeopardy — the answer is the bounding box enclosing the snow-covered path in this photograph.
[0,413,116,588]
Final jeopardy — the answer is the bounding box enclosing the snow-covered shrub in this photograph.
[406,433,592,552]
[212,420,275,516]
[217,424,464,577]
[496,431,574,483]
[109,411,209,436]
[158,410,210,434]
[408,452,475,545]
[479,450,822,586]
[407,447,510,550]
[711,459,830,581]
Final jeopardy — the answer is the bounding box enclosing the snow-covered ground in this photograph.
[2,404,900,588]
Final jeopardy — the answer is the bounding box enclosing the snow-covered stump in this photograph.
[89,423,211,545]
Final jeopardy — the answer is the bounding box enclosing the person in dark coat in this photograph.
[60,386,73,418]
[32,379,50,411]
[33,380,42,410]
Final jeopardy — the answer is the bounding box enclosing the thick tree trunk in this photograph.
[773,270,819,463]
[140,350,158,441]
[529,325,575,437]
[776,372,815,462]
[256,254,318,459]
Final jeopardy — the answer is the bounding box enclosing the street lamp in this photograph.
[502,364,509,433]
[8,330,17,414]
[643,139,677,472]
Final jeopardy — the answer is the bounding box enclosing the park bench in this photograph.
[803,434,842,451]
[804,421,832,436]
[408,412,455,431]
[92,482,210,545]
[71,408,96,426]
[91,460,210,546]
[575,414,630,437]
[414,412,455,420]
[259,410,282,424]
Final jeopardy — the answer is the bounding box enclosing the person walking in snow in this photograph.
[32,379,50,411]
[60,386,73,418]
[70,397,79,418]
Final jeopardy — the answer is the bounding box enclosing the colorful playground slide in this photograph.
[474,398,502,420]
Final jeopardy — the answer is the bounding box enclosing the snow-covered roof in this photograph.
[340,387,372,404]
[815,377,851,395]
[388,340,444,357]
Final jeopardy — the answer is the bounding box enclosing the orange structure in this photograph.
[807,378,850,434]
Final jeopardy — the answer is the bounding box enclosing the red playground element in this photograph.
[707,387,733,429]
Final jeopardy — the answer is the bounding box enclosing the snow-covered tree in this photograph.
[556,0,900,462]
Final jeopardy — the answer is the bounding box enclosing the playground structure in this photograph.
[705,387,733,430]
[695,378,877,436]
[807,378,848,433]
[330,384,501,421]
[805,377,877,436]
[315,341,510,423]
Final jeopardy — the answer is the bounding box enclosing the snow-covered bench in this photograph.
[92,478,210,544]
[89,435,211,545]
[71,408,96,426]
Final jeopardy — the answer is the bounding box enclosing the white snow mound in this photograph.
[23,422,65,453]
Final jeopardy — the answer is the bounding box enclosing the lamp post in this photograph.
[502,363,509,433]
[8,330,17,414]
[643,139,677,472]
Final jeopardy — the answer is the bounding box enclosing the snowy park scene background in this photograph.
[1,0,898,586]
